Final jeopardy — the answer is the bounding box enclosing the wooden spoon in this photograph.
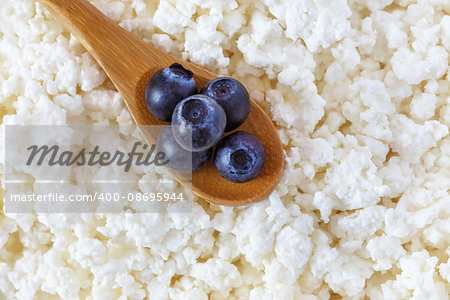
[37,0,284,206]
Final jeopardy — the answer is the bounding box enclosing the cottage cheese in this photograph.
[0,0,449,299]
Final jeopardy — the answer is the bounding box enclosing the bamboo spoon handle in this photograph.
[37,0,170,105]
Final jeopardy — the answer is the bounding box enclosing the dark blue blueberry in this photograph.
[172,94,226,152]
[145,63,198,122]
[157,126,212,173]
[200,77,250,132]
[214,131,265,183]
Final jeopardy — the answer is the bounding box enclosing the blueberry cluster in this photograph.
[146,63,265,183]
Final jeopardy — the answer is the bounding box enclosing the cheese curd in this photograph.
[0,0,449,299]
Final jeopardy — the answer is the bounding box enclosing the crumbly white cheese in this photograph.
[0,0,449,299]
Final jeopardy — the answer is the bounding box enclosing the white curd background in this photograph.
[0,0,449,299]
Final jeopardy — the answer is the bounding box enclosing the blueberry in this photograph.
[157,126,212,173]
[214,131,265,183]
[200,77,250,132]
[172,94,226,152]
[145,63,197,122]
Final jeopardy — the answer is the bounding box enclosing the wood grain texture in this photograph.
[37,0,285,206]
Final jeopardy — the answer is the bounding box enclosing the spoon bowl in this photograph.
[37,0,284,205]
